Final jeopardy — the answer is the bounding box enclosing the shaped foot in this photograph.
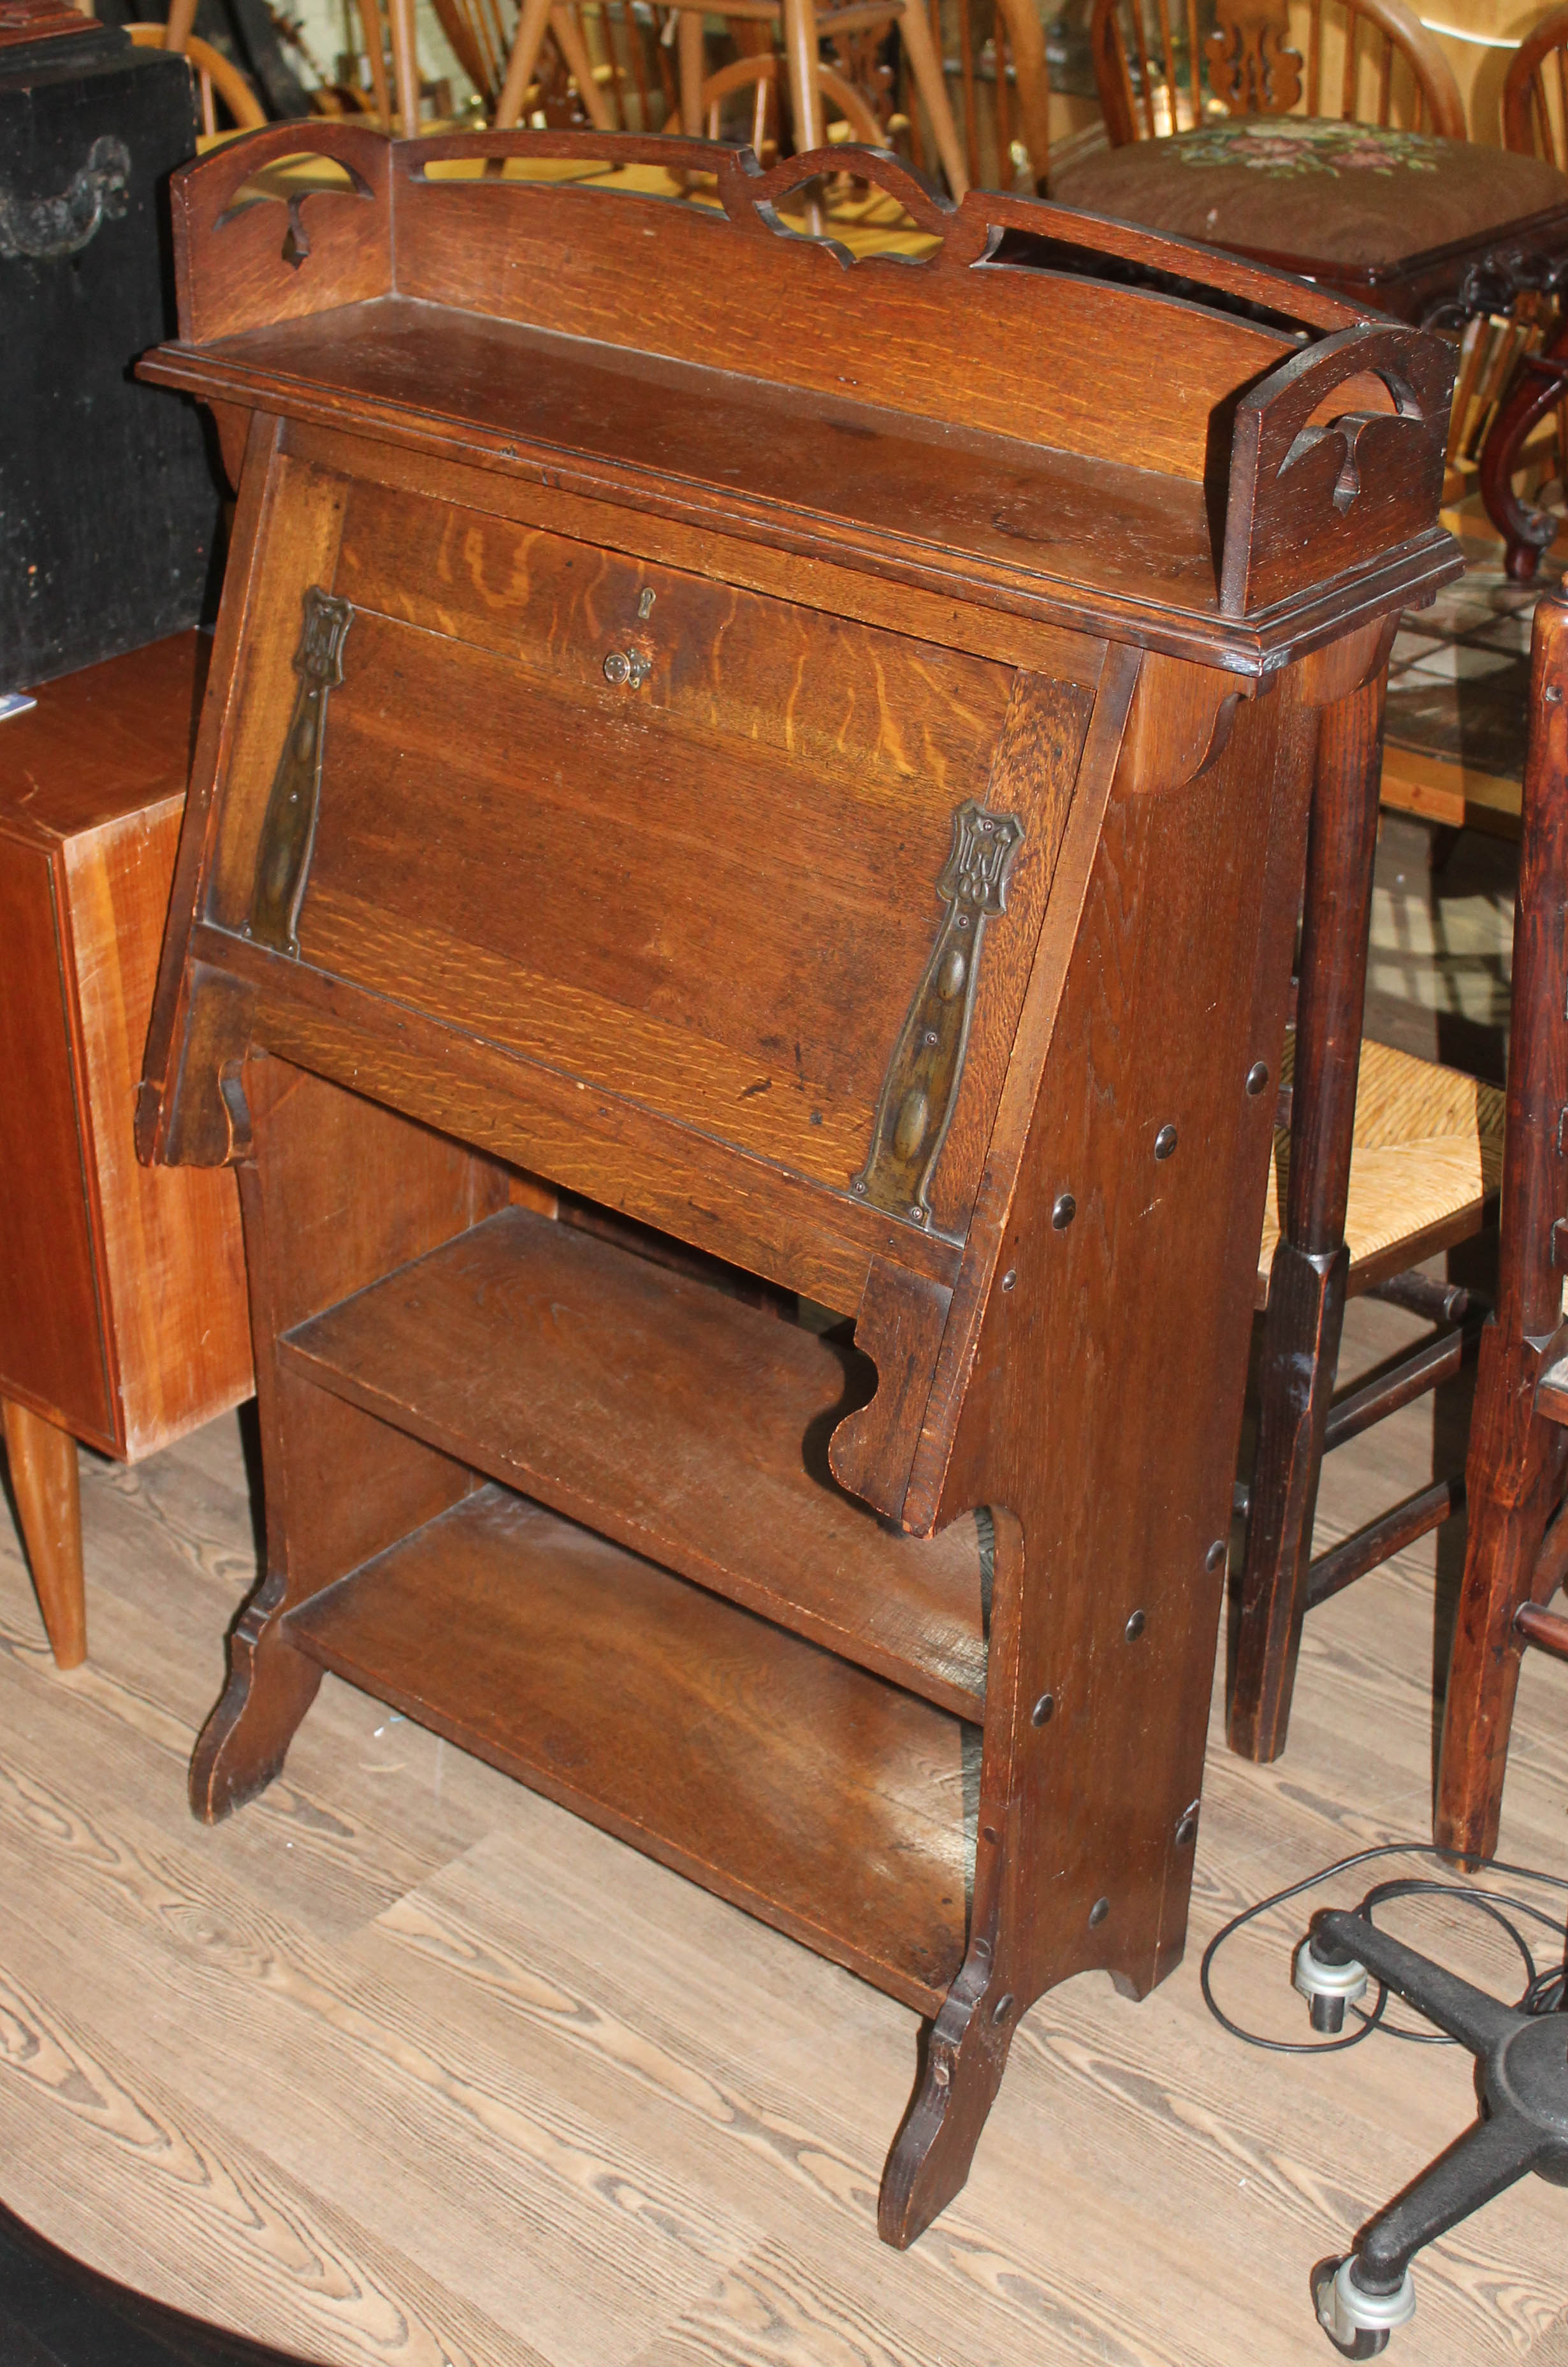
[878,1937,1015,2247]
[189,1572,321,1822]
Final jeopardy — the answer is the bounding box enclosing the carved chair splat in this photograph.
[135,125,1458,2245]
[1088,0,1463,146]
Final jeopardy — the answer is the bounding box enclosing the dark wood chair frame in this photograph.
[1434,588,1568,1865]
[1228,772,1502,1764]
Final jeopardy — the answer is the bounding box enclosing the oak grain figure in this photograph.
[135,124,1458,2246]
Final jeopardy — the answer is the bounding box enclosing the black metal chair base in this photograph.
[1298,1907,1568,2355]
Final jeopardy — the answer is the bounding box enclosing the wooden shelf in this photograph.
[280,1207,987,1719]
[285,1483,970,2014]
[157,299,1221,620]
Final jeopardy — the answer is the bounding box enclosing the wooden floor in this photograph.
[3,820,1565,2366]
[0,1288,1564,2367]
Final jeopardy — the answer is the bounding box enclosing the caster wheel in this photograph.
[1311,2256,1414,2357]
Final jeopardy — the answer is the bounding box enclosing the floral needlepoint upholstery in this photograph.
[1175,117,1439,177]
[1052,120,1568,272]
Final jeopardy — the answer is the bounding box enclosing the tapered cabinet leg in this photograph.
[1230,667,1386,1763]
[1,1397,86,1670]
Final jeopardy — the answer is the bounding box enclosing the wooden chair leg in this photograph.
[893,0,969,198]
[778,0,825,152]
[992,0,1050,190]
[1434,1334,1568,1867]
[494,0,558,127]
[385,0,421,135]
[1229,667,1386,1762]
[1,1397,86,1670]
[549,5,616,131]
[677,6,706,136]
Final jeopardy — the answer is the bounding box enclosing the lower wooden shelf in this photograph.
[284,1483,972,2014]
[280,1205,987,1718]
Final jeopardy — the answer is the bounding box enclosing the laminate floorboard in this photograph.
[2,1291,1565,2366]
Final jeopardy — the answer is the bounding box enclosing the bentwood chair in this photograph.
[1505,3,1568,164]
[126,19,266,131]
[1434,590,1568,1867]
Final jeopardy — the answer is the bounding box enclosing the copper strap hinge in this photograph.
[852,798,1024,1234]
[246,585,354,958]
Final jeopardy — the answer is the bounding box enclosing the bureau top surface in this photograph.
[144,127,1462,658]
[1,631,207,844]
[178,295,1235,616]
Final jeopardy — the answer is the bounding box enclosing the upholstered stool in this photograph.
[1051,120,1568,322]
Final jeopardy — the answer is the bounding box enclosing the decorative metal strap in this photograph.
[247,586,353,958]
[852,799,1024,1233]
[0,135,129,262]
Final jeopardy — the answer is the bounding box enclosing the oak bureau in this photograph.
[136,126,1458,2243]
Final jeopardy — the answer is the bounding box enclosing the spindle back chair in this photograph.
[1090,0,1463,146]
[1504,4,1568,170]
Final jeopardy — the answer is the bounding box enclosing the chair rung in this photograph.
[1323,1325,1479,1455]
[1516,1602,1568,1661]
[1365,1270,1487,1327]
[1305,1476,1464,1610]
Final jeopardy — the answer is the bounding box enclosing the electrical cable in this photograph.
[1200,1840,1568,2056]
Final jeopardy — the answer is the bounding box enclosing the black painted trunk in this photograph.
[0,26,224,690]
